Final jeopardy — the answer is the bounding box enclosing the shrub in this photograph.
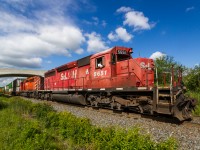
[0,96,178,150]
[0,100,7,109]
[18,121,59,150]
[30,103,54,119]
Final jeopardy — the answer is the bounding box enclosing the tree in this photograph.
[184,65,200,92]
[154,55,185,86]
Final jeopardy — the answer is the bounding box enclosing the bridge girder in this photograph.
[0,68,46,77]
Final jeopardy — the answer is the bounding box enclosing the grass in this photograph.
[186,91,200,116]
[0,96,178,150]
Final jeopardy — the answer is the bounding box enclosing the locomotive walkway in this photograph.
[0,68,46,77]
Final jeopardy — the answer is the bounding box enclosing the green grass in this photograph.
[186,91,200,116]
[0,96,178,150]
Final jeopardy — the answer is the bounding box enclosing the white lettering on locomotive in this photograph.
[140,62,151,70]
[61,73,68,80]
[75,70,77,78]
[94,70,107,77]
[101,71,104,76]
[97,71,100,76]
[86,69,89,75]
[70,70,77,79]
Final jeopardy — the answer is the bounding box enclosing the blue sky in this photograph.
[0,0,199,72]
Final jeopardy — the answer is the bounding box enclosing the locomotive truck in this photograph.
[19,46,196,121]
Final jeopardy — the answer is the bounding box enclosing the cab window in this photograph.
[96,56,105,69]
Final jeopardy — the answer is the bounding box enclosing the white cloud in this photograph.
[0,77,26,87]
[150,51,166,60]
[75,48,84,54]
[115,27,133,42]
[85,32,108,52]
[39,25,85,51]
[108,27,133,42]
[0,77,16,87]
[0,2,86,68]
[116,7,154,31]
[117,6,132,13]
[0,56,42,68]
[108,32,118,41]
[0,23,85,68]
[124,11,152,31]
[0,11,35,33]
[186,6,195,12]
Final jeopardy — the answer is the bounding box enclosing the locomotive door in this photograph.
[115,50,130,75]
[111,53,117,77]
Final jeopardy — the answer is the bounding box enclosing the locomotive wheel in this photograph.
[110,101,122,111]
[141,104,153,115]
[116,103,122,110]
[110,102,115,109]
[41,94,45,100]
[90,101,98,107]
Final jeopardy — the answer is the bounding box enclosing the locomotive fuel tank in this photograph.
[52,92,87,105]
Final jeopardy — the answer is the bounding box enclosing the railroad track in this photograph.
[181,121,200,128]
[182,116,200,128]
[87,107,142,119]
[66,103,200,127]
[23,97,200,128]
[52,102,200,126]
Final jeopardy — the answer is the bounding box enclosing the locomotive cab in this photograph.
[89,46,154,89]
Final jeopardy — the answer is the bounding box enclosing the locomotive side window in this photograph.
[117,50,130,61]
[96,57,104,69]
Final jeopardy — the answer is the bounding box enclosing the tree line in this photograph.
[154,55,200,92]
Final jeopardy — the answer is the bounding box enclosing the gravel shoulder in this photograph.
[25,98,200,150]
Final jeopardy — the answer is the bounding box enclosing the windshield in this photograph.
[117,54,130,61]
[116,49,130,61]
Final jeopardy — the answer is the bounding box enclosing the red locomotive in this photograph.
[20,76,44,97]
[19,46,196,121]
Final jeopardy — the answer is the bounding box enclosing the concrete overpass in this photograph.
[0,68,47,77]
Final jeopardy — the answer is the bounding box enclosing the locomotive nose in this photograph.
[173,95,197,121]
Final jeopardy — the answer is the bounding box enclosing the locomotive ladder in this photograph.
[153,66,181,115]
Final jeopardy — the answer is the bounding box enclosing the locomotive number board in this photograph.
[117,50,127,55]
